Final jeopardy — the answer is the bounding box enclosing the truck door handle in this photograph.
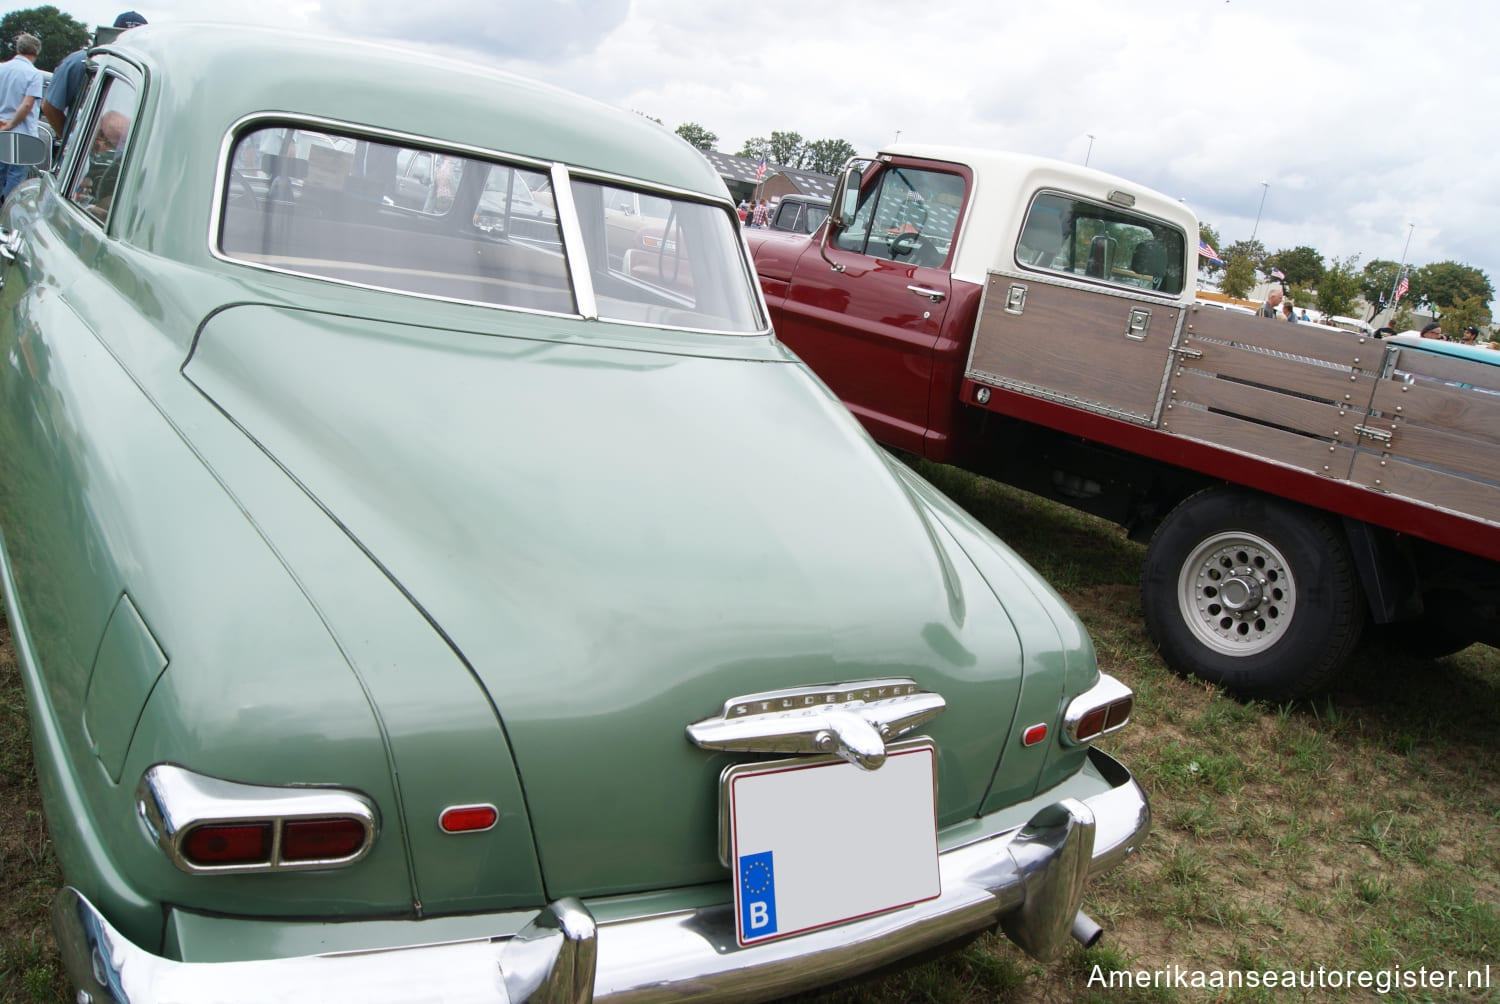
[907,285,946,303]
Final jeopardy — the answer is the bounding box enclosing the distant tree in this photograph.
[1221,254,1258,299]
[674,122,717,152]
[767,130,805,168]
[737,132,856,175]
[1313,255,1362,320]
[1223,238,1268,276]
[1360,259,1402,319]
[1412,261,1494,310]
[1269,245,1325,287]
[1198,222,1224,276]
[0,5,89,71]
[802,137,857,175]
[1437,294,1493,338]
[736,136,770,162]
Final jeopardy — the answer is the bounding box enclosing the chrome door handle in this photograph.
[907,285,946,303]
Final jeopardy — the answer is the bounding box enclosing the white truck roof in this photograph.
[881,144,1200,295]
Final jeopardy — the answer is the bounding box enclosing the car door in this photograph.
[773,160,969,454]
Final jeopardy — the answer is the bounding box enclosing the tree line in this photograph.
[673,123,857,177]
[1199,223,1494,333]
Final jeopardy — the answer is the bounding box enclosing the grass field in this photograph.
[3,461,1497,1002]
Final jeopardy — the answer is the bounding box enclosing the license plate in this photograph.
[725,741,940,946]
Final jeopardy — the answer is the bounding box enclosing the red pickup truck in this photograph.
[745,146,1500,700]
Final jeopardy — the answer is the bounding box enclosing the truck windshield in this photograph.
[218,124,763,334]
[1017,192,1186,295]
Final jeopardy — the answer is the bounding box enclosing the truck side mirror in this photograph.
[832,164,864,230]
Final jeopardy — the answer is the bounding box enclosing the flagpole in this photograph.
[1386,223,1415,306]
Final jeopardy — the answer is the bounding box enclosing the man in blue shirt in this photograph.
[0,32,44,199]
[42,12,148,137]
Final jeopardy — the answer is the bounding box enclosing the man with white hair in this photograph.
[1258,285,1283,319]
[0,32,44,199]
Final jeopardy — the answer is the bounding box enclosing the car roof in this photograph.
[97,24,727,256]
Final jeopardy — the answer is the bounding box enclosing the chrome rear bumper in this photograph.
[57,748,1148,1004]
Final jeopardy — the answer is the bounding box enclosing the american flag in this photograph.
[1197,240,1223,264]
[1270,267,1286,280]
[1393,274,1409,305]
[755,156,766,181]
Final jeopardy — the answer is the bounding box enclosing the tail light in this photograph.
[1063,673,1134,745]
[139,764,377,874]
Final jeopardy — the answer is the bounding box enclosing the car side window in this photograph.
[67,75,137,226]
[1017,192,1186,295]
[832,167,964,268]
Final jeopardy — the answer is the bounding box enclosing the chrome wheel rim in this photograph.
[1176,530,1296,657]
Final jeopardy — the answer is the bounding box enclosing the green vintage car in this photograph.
[0,24,1148,1003]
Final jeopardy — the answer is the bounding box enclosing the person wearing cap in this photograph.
[1419,322,1445,340]
[42,12,148,136]
[0,32,44,199]
[1461,326,1479,345]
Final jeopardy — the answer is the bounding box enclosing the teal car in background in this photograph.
[0,24,1148,1003]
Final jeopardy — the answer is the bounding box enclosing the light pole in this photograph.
[1249,181,1269,241]
[1085,134,1095,166]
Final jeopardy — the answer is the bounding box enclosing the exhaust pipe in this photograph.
[1071,911,1102,948]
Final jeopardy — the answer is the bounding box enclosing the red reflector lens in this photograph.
[1076,708,1108,741]
[1105,698,1133,730]
[183,823,272,866]
[440,805,498,833]
[1022,723,1048,747]
[282,818,367,861]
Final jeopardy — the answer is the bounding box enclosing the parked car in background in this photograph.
[0,25,1147,1003]
[767,193,830,234]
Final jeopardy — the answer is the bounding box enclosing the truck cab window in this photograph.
[834,167,964,267]
[1017,192,1186,295]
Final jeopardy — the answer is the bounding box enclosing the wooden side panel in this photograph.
[1350,453,1500,524]
[1169,369,1361,445]
[1369,379,1500,444]
[1183,306,1381,370]
[1182,339,1377,409]
[970,275,1178,423]
[1160,403,1356,479]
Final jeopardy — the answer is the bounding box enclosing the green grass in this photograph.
[3,460,1498,1003]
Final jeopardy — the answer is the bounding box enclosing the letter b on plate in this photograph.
[738,851,778,936]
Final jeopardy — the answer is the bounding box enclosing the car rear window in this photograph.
[218,124,762,334]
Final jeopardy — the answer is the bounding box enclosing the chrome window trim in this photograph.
[551,160,595,320]
[61,67,141,234]
[138,763,378,874]
[208,113,767,335]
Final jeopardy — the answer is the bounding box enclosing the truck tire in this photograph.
[1140,487,1365,700]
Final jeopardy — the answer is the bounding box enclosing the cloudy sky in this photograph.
[65,0,1498,298]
